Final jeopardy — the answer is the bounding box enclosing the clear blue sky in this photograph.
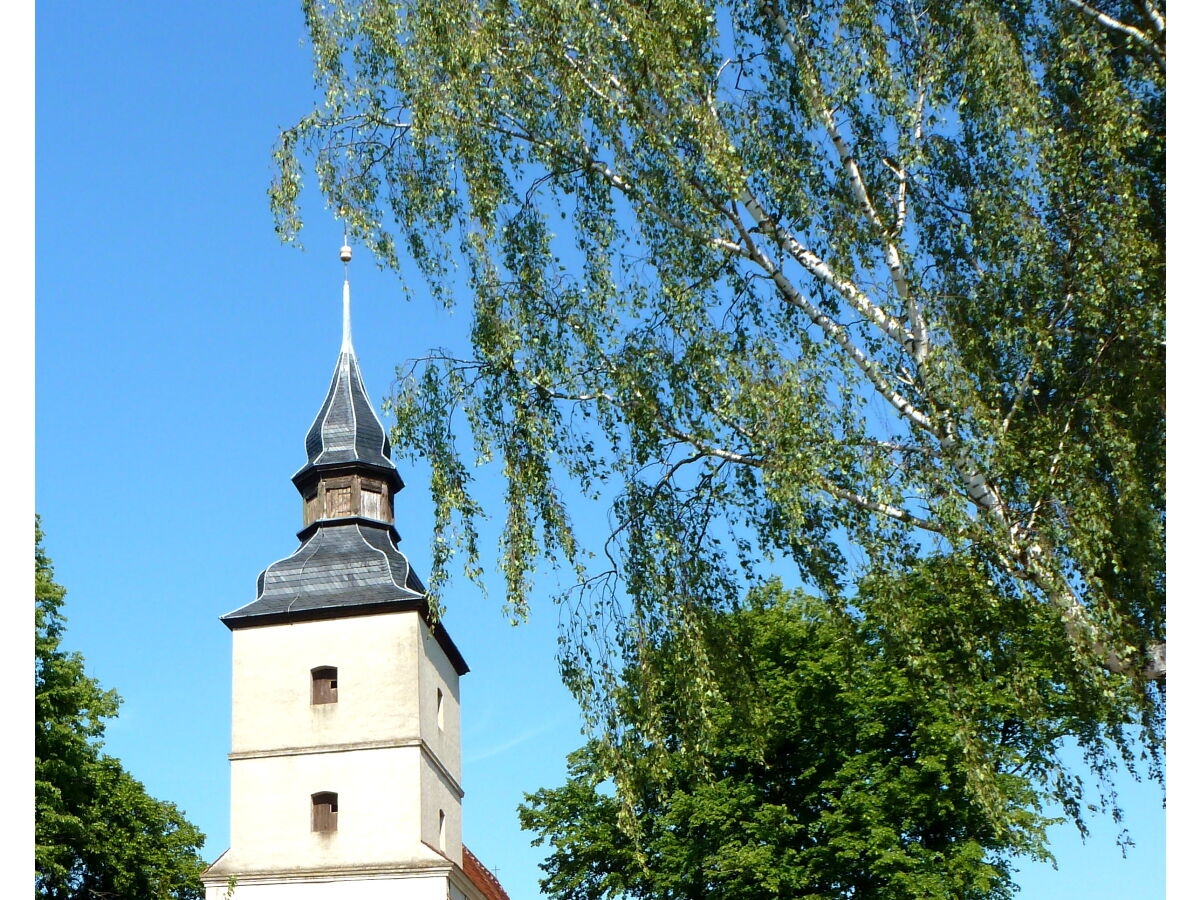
[33,2,1164,897]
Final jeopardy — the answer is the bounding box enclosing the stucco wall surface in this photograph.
[231,613,432,753]
[217,610,466,874]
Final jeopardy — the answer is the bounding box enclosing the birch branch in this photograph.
[739,188,913,347]
[1142,0,1161,36]
[728,207,934,433]
[1021,547,1164,679]
[1023,415,1075,537]
[859,439,936,456]
[483,113,747,259]
[821,481,946,533]
[659,425,763,468]
[757,0,929,363]
[1142,0,1165,36]
[946,448,1006,519]
[898,79,929,359]
[561,50,624,107]
[655,420,947,534]
[542,336,941,538]
[1000,355,1041,437]
[588,153,746,257]
[1063,0,1165,66]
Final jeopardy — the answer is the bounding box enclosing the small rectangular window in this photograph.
[312,792,338,832]
[438,809,446,849]
[312,667,338,704]
[436,687,444,730]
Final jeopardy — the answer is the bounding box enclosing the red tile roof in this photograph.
[462,845,511,900]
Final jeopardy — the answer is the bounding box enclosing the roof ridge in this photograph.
[461,845,511,900]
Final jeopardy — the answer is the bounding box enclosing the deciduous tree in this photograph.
[35,521,207,899]
[521,581,1056,899]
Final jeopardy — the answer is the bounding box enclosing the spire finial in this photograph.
[340,230,353,352]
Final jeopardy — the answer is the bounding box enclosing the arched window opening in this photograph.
[312,666,338,704]
[312,792,338,832]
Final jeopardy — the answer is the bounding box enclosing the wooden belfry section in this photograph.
[200,242,508,900]
[300,472,394,527]
[290,322,403,529]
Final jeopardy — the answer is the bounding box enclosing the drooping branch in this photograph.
[478,115,748,259]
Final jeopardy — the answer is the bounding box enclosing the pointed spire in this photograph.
[291,234,400,488]
[340,233,353,351]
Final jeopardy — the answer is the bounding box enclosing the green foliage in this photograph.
[521,581,1055,899]
[35,521,207,900]
[276,0,1164,845]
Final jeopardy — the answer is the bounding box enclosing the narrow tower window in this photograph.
[312,792,338,832]
[438,808,446,850]
[436,687,444,730]
[311,666,338,704]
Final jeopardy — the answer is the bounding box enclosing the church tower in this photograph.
[203,244,508,900]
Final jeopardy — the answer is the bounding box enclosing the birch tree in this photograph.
[273,0,1165,830]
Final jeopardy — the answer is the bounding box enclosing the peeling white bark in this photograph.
[739,189,914,347]
[822,480,945,533]
[1023,550,1163,679]
[1142,0,1166,36]
[731,206,934,433]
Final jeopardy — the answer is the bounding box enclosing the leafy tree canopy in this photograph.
[274,0,1164,833]
[36,521,207,900]
[521,580,1056,900]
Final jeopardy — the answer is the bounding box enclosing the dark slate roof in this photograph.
[222,519,469,675]
[223,520,424,623]
[294,347,394,482]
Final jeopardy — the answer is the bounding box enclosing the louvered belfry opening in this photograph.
[311,666,338,704]
[312,792,338,832]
